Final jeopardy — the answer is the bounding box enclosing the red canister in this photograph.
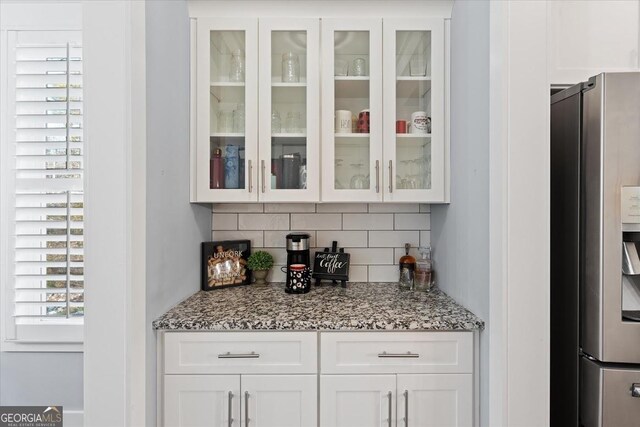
[357,109,370,133]
[396,120,408,134]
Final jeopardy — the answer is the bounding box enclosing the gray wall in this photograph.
[0,352,83,409]
[145,0,212,425]
[431,1,490,426]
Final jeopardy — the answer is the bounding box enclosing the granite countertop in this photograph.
[153,282,484,331]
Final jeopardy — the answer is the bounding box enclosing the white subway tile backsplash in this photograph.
[368,203,419,213]
[264,230,316,248]
[394,213,430,230]
[268,265,287,283]
[369,231,420,247]
[211,230,263,247]
[368,265,399,282]
[348,265,368,282]
[213,203,264,213]
[317,230,367,248]
[291,214,342,230]
[210,203,431,279]
[343,214,393,230]
[264,203,316,213]
[211,213,238,230]
[347,248,394,265]
[316,203,368,213]
[238,214,289,230]
[420,230,431,246]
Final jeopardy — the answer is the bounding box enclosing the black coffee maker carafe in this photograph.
[285,233,311,293]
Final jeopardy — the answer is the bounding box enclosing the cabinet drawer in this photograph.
[320,331,473,374]
[164,332,317,374]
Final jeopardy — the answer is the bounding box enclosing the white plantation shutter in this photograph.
[3,30,84,344]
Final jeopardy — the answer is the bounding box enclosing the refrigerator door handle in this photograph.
[631,383,640,398]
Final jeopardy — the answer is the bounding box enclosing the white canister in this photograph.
[335,110,352,133]
[410,111,429,134]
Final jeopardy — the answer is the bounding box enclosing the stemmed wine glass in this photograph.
[350,163,367,189]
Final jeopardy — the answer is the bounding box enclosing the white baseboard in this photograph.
[64,410,83,427]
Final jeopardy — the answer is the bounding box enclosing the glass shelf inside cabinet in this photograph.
[395,30,432,190]
[270,30,308,190]
[333,30,371,191]
[209,30,246,191]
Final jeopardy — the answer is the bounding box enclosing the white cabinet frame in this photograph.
[382,18,445,202]
[195,18,259,202]
[321,18,383,202]
[258,18,320,202]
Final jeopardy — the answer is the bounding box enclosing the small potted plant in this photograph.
[247,251,274,285]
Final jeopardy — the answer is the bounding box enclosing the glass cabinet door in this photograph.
[196,18,258,202]
[383,18,445,202]
[321,19,382,202]
[258,19,319,202]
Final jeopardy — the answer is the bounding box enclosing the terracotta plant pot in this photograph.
[253,269,269,285]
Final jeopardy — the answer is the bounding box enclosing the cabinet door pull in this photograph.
[375,160,380,193]
[403,390,409,427]
[218,352,260,359]
[244,391,250,427]
[387,391,393,427]
[388,160,393,193]
[248,160,253,193]
[228,391,234,427]
[377,351,419,358]
[261,160,266,193]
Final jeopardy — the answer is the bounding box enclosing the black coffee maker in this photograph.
[285,233,311,293]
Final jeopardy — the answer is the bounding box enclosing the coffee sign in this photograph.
[312,250,350,282]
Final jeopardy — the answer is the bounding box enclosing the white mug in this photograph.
[410,111,429,134]
[335,110,352,133]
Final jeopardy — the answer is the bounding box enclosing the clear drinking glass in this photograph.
[349,163,368,189]
[282,52,300,83]
[334,159,345,189]
[217,110,234,133]
[233,103,245,133]
[410,55,427,77]
[271,111,282,134]
[285,111,301,133]
[352,58,367,76]
[334,58,348,76]
[229,49,245,82]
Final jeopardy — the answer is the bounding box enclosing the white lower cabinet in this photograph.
[164,375,240,427]
[164,374,316,427]
[159,331,476,427]
[320,375,396,427]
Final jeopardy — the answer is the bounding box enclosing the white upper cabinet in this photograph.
[383,18,445,202]
[547,1,640,85]
[195,18,258,202]
[258,18,320,202]
[321,19,383,202]
[191,15,448,203]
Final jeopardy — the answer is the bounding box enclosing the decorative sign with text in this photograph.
[312,248,350,285]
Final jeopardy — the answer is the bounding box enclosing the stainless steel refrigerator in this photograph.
[551,72,640,427]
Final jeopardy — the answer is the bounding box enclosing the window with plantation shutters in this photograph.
[1,30,84,345]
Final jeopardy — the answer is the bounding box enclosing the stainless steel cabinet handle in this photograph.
[228,391,234,427]
[403,390,409,426]
[387,391,393,427]
[388,160,393,193]
[244,391,250,427]
[375,160,380,193]
[378,351,420,358]
[248,160,253,193]
[631,383,640,397]
[261,160,266,193]
[218,352,260,359]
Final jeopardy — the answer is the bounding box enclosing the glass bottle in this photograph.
[415,246,433,291]
[229,49,245,82]
[282,52,300,83]
[398,243,415,290]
